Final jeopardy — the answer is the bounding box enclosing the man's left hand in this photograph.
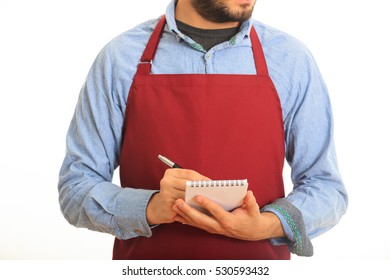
[172,190,285,241]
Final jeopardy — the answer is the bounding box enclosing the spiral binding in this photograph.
[186,179,248,187]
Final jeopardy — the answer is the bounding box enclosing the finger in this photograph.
[165,168,211,181]
[242,191,260,215]
[172,199,201,221]
[173,214,188,224]
[161,169,208,192]
[173,199,220,230]
[194,196,231,222]
[160,176,187,192]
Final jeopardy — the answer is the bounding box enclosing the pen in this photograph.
[158,155,183,168]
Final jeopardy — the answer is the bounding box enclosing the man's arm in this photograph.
[58,42,157,240]
[264,48,348,254]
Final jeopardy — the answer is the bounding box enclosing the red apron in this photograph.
[114,16,289,259]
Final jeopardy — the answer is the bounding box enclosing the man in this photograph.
[58,0,348,259]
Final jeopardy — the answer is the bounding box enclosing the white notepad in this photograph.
[185,179,248,213]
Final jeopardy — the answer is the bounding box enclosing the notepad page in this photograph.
[185,179,248,213]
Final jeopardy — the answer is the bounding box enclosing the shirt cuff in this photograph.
[261,198,313,257]
[114,187,159,240]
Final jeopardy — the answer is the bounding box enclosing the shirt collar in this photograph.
[165,0,253,45]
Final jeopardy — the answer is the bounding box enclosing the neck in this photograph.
[175,0,240,29]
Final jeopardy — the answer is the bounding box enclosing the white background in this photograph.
[0,0,389,260]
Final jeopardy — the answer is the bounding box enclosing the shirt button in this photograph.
[135,229,143,235]
[205,53,212,59]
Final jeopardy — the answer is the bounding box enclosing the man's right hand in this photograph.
[146,168,210,225]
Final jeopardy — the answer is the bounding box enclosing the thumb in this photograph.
[243,190,260,215]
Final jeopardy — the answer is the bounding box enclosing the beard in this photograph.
[190,0,255,23]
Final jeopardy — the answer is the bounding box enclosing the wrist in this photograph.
[146,192,160,225]
[261,212,286,240]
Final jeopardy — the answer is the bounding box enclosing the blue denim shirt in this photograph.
[58,0,347,256]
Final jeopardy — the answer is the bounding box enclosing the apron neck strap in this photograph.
[137,15,167,75]
[137,15,269,76]
[249,27,269,76]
